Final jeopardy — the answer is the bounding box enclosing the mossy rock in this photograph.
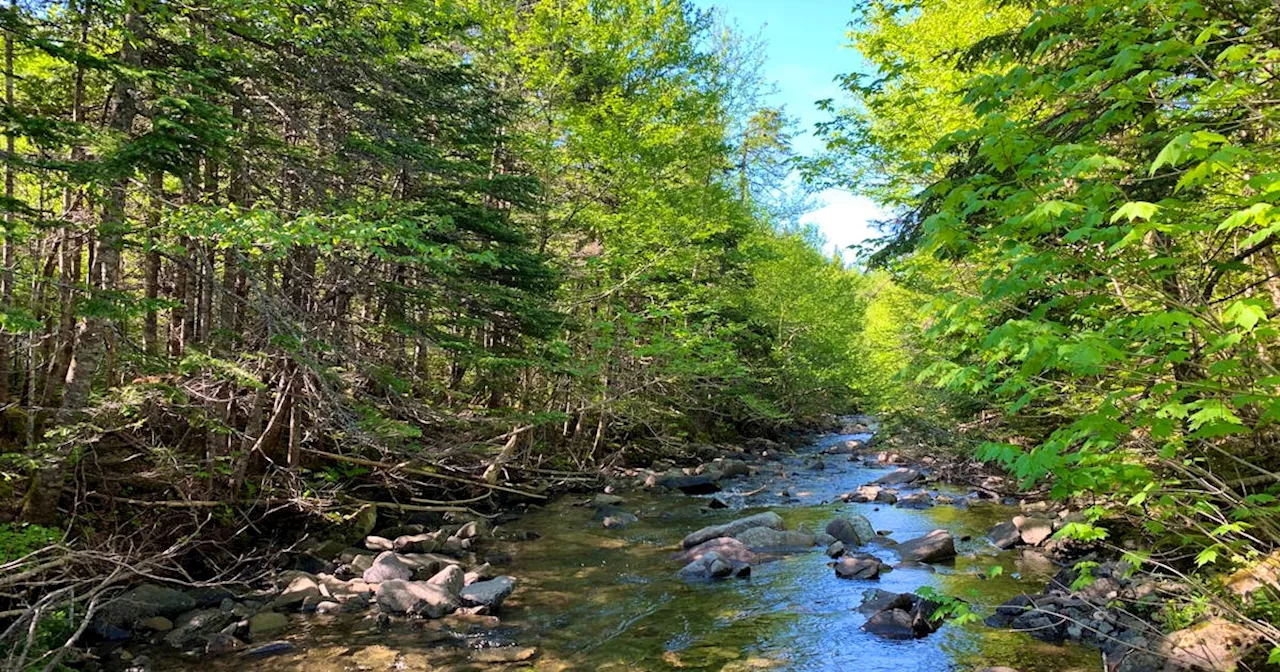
[329,504,377,547]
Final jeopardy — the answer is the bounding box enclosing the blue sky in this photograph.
[691,0,887,258]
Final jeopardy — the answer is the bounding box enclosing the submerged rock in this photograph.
[602,511,639,529]
[204,632,245,655]
[895,530,956,563]
[678,550,751,580]
[241,641,295,659]
[681,512,784,548]
[247,612,288,639]
[672,537,759,566]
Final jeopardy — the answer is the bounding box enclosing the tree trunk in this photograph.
[24,7,142,526]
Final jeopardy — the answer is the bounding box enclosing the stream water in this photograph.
[150,426,1100,671]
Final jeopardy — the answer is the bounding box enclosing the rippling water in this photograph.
[145,429,1099,671]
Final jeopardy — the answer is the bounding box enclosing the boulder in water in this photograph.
[656,473,721,494]
[681,511,784,548]
[376,579,459,617]
[460,576,516,610]
[870,468,921,485]
[896,492,934,509]
[427,565,465,596]
[678,550,750,580]
[895,530,956,563]
[672,537,759,566]
[733,527,815,551]
[834,555,885,580]
[825,515,875,545]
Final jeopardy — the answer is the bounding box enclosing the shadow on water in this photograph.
[147,430,1099,671]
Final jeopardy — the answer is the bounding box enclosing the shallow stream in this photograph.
[151,428,1099,671]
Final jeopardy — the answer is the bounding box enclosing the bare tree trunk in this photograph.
[0,0,14,404]
[143,171,162,356]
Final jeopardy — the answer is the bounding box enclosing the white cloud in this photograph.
[799,188,888,260]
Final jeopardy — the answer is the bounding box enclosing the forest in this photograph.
[0,0,1277,670]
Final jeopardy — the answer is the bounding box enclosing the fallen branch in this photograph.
[303,447,546,499]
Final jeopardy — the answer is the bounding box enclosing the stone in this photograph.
[656,473,721,494]
[591,493,625,507]
[364,535,394,551]
[92,584,197,638]
[1225,550,1280,598]
[363,551,413,584]
[472,646,538,663]
[393,533,440,554]
[671,537,759,566]
[335,504,378,547]
[602,511,639,529]
[137,616,174,632]
[427,565,465,596]
[459,576,516,610]
[825,515,875,545]
[858,589,914,615]
[895,530,956,563]
[376,580,460,618]
[349,554,375,576]
[247,612,288,638]
[825,541,846,558]
[896,492,934,509]
[987,520,1021,549]
[1014,516,1054,546]
[271,575,322,611]
[464,563,494,586]
[707,497,729,509]
[732,527,815,551]
[1160,618,1261,671]
[678,551,750,580]
[862,609,922,640]
[185,586,237,609]
[165,608,234,649]
[681,512,784,548]
[874,490,898,505]
[717,459,751,479]
[848,485,880,503]
[870,468,921,485]
[455,520,487,539]
[398,553,449,579]
[204,632,245,655]
[834,556,883,580]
